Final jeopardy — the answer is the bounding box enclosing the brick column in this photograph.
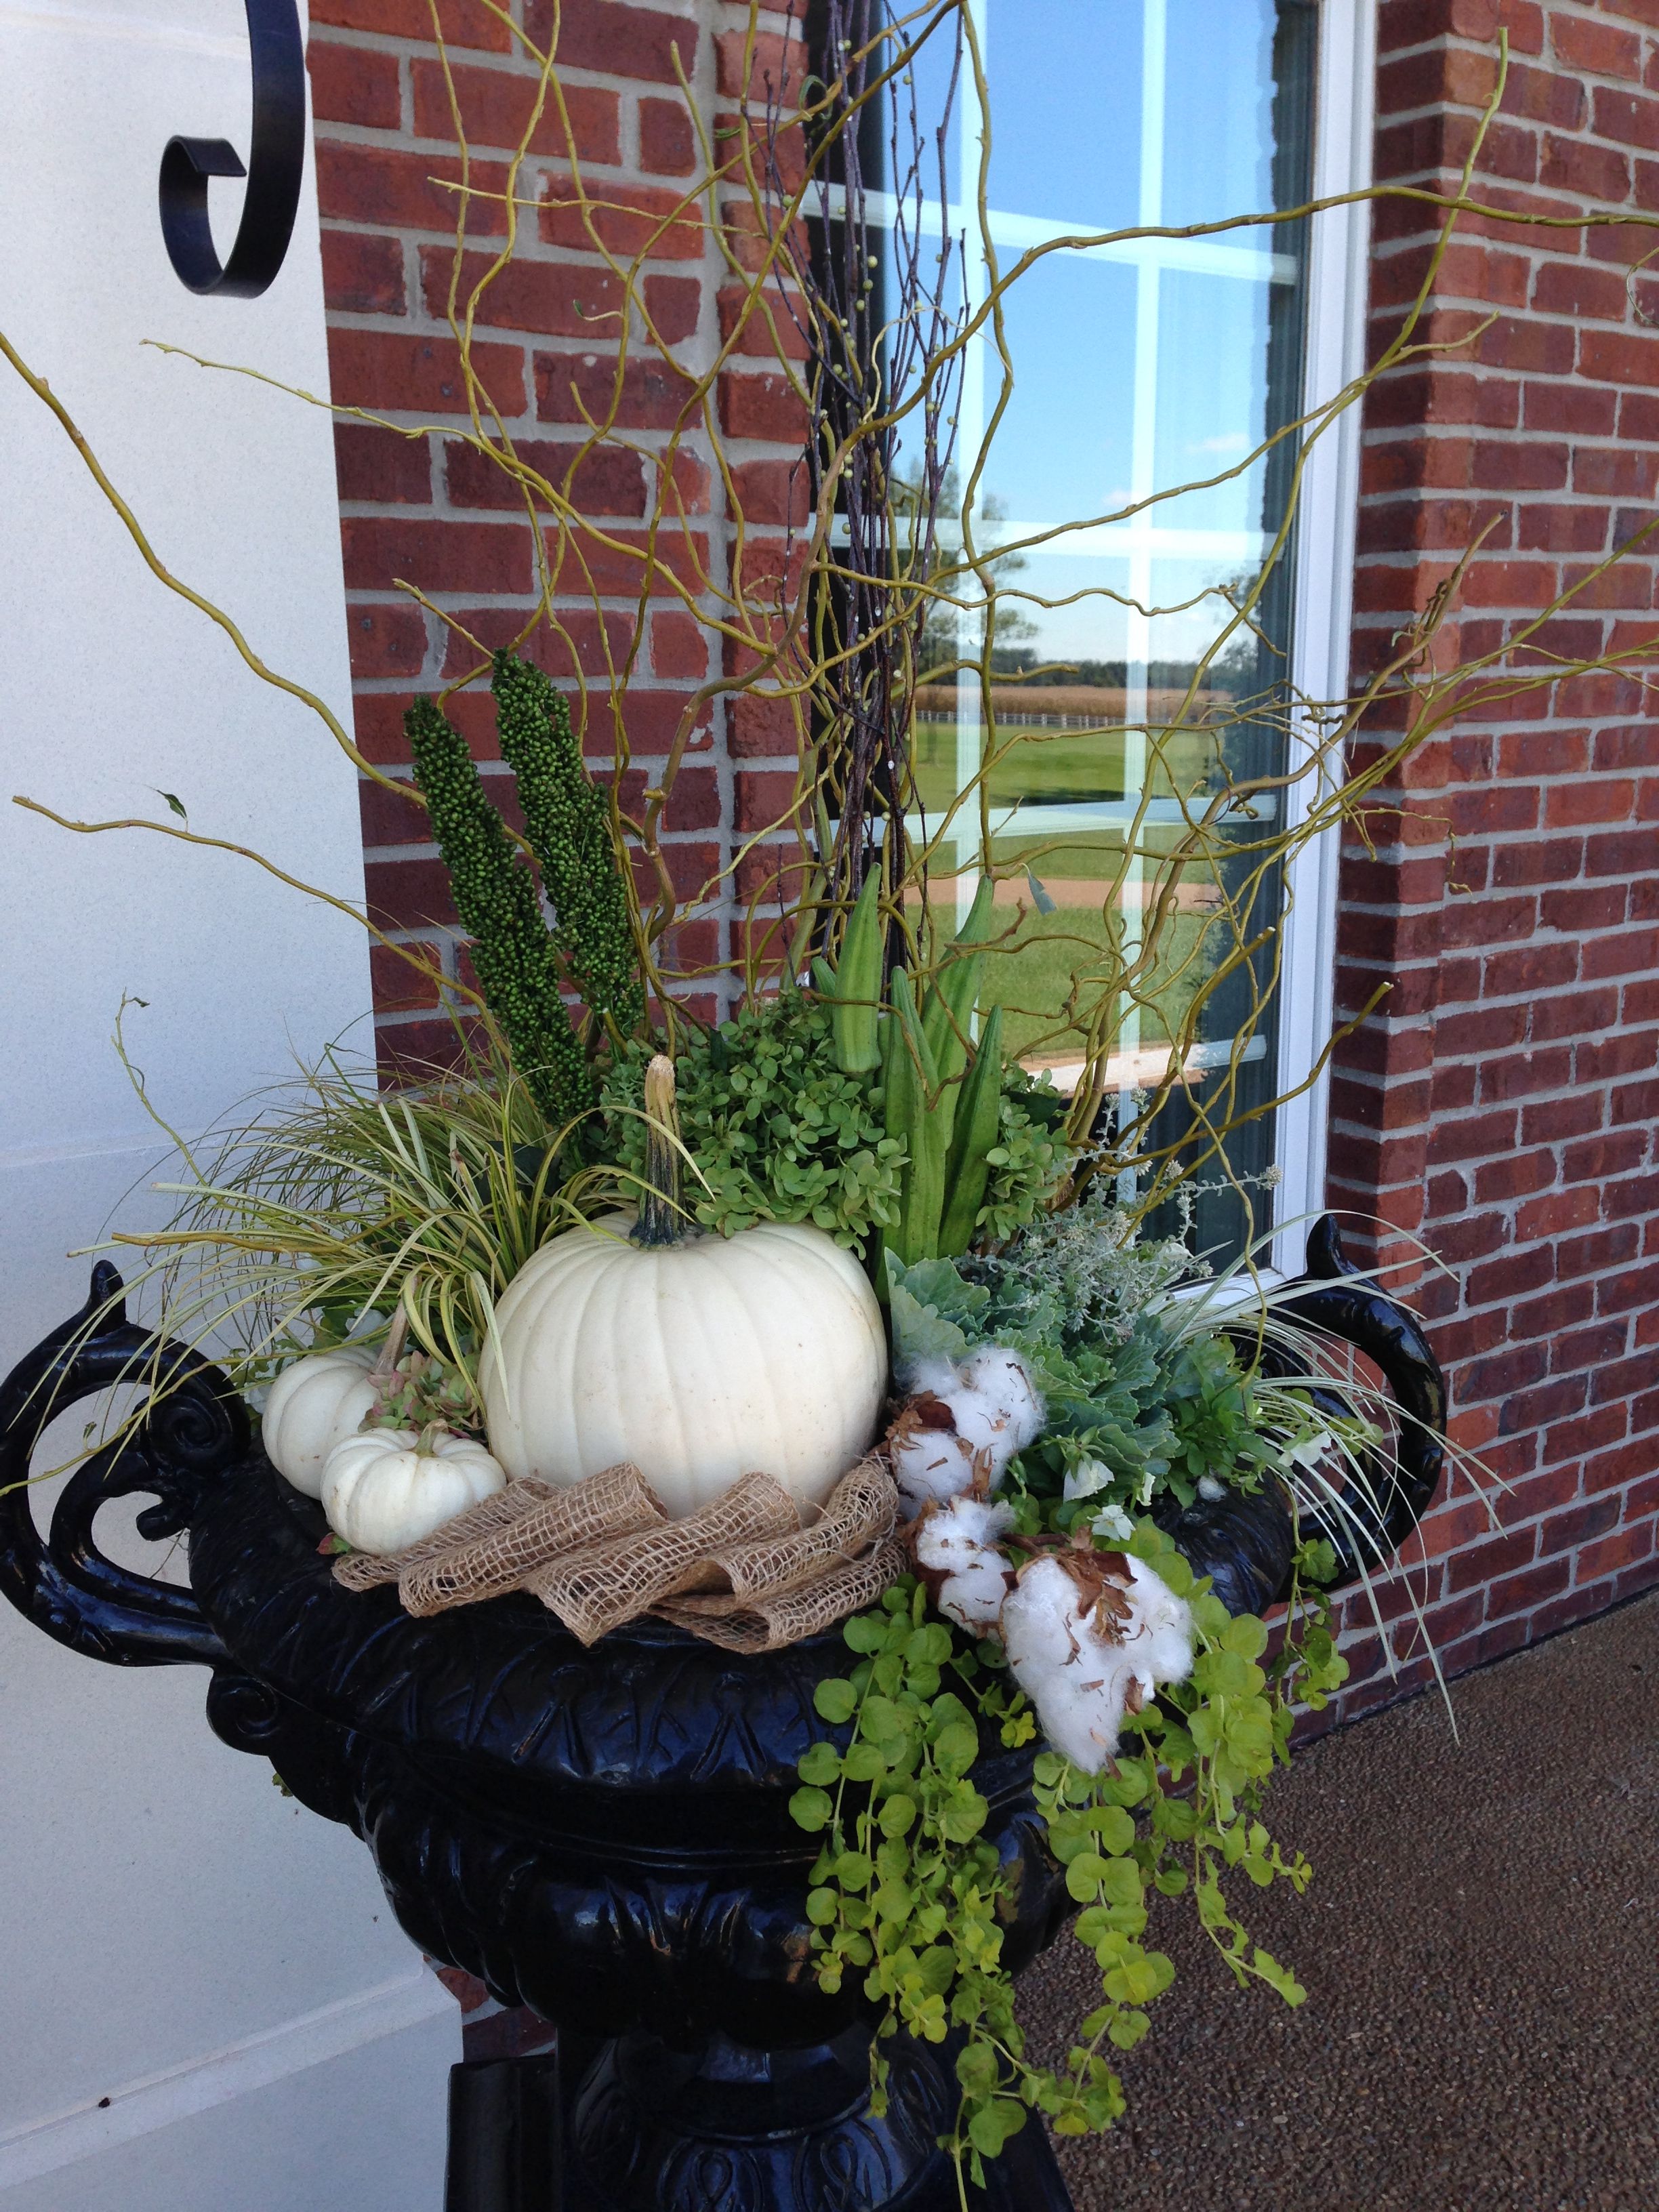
[1330,0,1659,1711]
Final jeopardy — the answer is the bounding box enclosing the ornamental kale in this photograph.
[886,1191,1284,1523]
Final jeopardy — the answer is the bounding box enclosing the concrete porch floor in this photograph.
[1018,1589,1659,2212]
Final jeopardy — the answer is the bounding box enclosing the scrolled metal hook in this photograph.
[159,0,306,299]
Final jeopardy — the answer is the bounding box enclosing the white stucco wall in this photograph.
[0,3,456,2202]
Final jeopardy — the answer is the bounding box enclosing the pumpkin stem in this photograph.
[633,1052,687,1247]
[413,1419,447,1458]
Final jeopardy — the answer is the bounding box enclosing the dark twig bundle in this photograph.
[771,0,966,960]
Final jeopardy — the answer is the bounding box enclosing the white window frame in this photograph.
[1269,0,1376,1277]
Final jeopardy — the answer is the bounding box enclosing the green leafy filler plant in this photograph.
[789,1525,1346,2194]
[599,982,1063,1255]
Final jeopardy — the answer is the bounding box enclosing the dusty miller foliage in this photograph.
[980,1185,1202,1345]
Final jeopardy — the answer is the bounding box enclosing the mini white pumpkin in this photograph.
[321,1426,506,1555]
[262,1349,380,1498]
[479,1057,888,1519]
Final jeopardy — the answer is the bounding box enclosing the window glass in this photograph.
[876,0,1317,1261]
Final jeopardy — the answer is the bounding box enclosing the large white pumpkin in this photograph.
[480,1216,888,1519]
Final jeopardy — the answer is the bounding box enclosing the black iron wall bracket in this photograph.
[159,0,306,298]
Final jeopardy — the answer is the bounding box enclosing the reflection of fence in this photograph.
[1030,1032,1269,1094]
[928,873,1222,914]
[903,795,1277,842]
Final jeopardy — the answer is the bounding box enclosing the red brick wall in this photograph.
[1330,0,1659,1715]
[308,0,806,1060]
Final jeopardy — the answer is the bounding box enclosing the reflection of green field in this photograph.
[919,832,1226,1064]
[912,716,1221,815]
[974,908,1216,1061]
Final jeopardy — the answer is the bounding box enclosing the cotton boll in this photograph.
[912,1496,1016,1633]
[1124,1555,1194,1687]
[1197,1473,1227,1503]
[901,1357,964,1401]
[1002,1547,1195,1776]
[889,1406,980,1516]
[1001,1557,1142,1773]
[886,1346,1044,1515]
[954,1348,1045,1466]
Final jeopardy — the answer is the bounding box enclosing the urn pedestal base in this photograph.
[446,2029,1078,2212]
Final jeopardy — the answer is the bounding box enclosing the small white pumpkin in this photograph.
[479,1057,888,1519]
[321,1426,506,1555]
[262,1349,380,1498]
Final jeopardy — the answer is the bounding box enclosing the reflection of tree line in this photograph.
[913,683,1233,729]
[989,645,1259,691]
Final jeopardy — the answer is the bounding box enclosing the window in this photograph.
[835,0,1373,1272]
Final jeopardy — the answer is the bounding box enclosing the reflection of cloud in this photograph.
[1191,433,1249,455]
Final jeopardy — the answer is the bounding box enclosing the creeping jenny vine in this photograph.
[790,1524,1347,2192]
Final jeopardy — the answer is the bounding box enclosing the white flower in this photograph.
[1288,1427,1337,1472]
[1061,1455,1112,1502]
[1090,1501,1136,1542]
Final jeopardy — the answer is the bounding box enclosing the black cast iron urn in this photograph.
[0,1216,1444,2212]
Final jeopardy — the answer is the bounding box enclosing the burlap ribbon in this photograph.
[331,1455,903,1653]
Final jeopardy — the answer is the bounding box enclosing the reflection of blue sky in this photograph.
[1160,3,1280,226]
[885,0,1289,567]
[982,258,1136,520]
[1149,272,1271,533]
[897,0,1279,222]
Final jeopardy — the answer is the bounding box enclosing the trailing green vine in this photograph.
[789,1524,1347,2194]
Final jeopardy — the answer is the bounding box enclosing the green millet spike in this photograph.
[405,694,591,1128]
[491,651,646,1044]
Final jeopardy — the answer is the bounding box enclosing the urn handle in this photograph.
[0,1263,246,1665]
[1274,1214,1448,1594]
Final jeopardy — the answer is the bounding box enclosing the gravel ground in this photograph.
[1016,1590,1659,2212]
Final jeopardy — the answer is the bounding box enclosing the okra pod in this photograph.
[938,1003,1005,1257]
[890,969,945,1261]
[830,868,884,1074]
